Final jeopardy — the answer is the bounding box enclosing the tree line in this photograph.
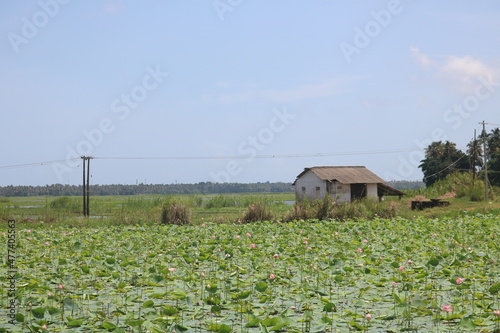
[0,180,423,197]
[419,127,500,187]
[0,182,294,197]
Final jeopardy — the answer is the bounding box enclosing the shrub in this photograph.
[242,202,273,223]
[284,199,315,221]
[50,196,80,211]
[316,195,334,220]
[160,200,191,225]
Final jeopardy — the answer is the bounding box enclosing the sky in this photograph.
[1,0,500,186]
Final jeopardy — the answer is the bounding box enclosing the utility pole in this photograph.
[81,156,92,216]
[479,121,489,201]
[472,129,476,184]
[82,156,86,215]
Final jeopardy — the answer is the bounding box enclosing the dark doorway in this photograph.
[350,183,367,201]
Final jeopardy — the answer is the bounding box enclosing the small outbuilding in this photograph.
[293,166,405,202]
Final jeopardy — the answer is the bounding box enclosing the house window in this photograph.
[316,186,320,195]
[301,187,306,194]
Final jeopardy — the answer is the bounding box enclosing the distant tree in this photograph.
[466,138,483,176]
[475,127,500,187]
[489,151,500,186]
[419,141,470,187]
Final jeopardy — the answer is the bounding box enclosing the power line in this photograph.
[92,148,423,161]
[422,154,467,181]
[0,148,424,172]
[0,159,80,170]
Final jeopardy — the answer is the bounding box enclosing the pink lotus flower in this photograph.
[493,309,500,317]
[334,231,339,236]
[365,313,372,321]
[407,260,413,265]
[356,248,363,253]
[441,304,453,313]
[455,277,465,284]
[307,246,312,250]
[392,281,398,287]
[249,243,256,248]
[363,239,368,243]
[57,284,63,290]
[398,266,405,272]
[273,254,279,258]
[246,233,251,237]
[269,274,276,279]
[168,267,176,272]
[235,235,240,239]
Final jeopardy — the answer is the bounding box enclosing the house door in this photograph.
[350,183,367,201]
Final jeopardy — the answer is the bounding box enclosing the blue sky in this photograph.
[1,0,500,186]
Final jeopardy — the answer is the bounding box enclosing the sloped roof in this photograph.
[294,166,385,184]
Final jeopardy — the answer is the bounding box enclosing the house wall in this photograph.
[294,170,324,201]
[295,171,351,202]
[294,171,379,202]
[366,183,378,200]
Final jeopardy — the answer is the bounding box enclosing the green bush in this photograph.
[50,196,80,211]
[429,171,487,201]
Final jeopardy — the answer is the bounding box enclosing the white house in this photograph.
[293,166,405,202]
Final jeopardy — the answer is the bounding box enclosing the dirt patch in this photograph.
[411,195,428,201]
[437,191,456,200]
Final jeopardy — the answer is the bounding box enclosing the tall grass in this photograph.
[284,196,401,222]
[160,199,191,225]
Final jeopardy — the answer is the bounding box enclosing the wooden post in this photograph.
[86,157,90,216]
[82,156,87,216]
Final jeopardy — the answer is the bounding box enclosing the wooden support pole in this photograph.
[86,157,90,216]
[82,156,87,216]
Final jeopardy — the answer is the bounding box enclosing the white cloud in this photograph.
[411,47,498,94]
[410,47,435,69]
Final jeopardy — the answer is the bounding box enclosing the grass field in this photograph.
[1,192,500,332]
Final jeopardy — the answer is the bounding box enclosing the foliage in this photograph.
[428,172,486,201]
[0,182,293,197]
[489,151,500,187]
[241,201,273,223]
[419,141,471,187]
[49,196,80,211]
[205,194,238,209]
[286,196,401,221]
[2,216,499,331]
[160,200,191,225]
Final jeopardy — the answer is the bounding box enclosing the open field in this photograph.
[2,191,500,226]
[1,193,500,332]
[1,214,500,332]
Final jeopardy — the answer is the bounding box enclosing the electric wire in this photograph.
[0,148,424,170]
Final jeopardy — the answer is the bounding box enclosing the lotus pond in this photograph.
[1,215,500,332]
